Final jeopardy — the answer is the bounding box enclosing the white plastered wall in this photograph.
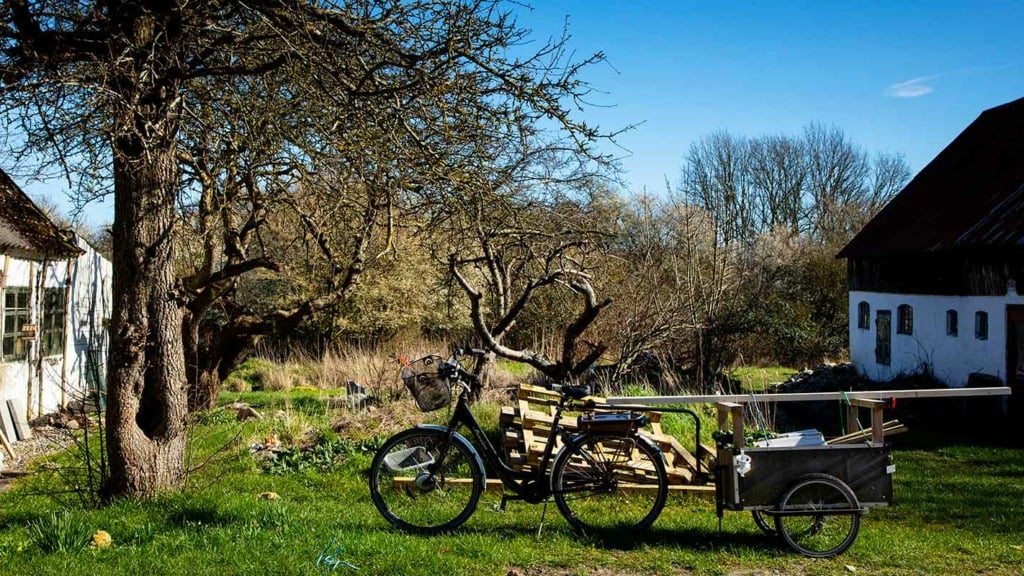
[0,238,111,417]
[848,289,1023,386]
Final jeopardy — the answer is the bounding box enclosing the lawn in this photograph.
[1,389,1021,576]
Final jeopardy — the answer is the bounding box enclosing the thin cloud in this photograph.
[886,76,937,98]
[885,63,1021,98]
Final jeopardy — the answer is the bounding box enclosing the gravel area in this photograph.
[1,426,77,490]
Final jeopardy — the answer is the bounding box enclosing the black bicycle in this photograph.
[368,349,669,537]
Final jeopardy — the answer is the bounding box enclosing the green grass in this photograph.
[1,392,1022,575]
[730,366,798,392]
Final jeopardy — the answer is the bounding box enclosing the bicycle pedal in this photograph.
[499,493,522,511]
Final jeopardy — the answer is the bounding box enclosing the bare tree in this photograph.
[444,180,617,382]
[1,0,614,498]
[679,132,752,246]
[747,134,807,235]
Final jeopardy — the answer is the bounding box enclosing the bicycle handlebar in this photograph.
[435,348,590,399]
[439,355,480,387]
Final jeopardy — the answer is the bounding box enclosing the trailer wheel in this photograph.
[751,510,776,536]
[774,473,862,558]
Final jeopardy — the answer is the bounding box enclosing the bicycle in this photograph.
[368,348,669,537]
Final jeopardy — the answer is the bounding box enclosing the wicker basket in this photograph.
[401,355,452,412]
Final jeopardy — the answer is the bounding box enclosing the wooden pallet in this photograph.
[500,384,709,486]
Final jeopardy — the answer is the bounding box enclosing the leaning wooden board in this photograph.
[5,399,31,441]
[0,403,17,444]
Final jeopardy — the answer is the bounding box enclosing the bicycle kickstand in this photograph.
[536,499,549,538]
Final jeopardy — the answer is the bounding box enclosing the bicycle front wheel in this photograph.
[551,433,668,536]
[369,427,483,534]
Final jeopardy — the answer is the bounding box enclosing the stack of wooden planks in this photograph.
[827,420,907,444]
[500,384,714,486]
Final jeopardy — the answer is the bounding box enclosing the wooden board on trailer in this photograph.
[606,386,1012,406]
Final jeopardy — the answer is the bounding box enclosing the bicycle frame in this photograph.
[428,384,573,503]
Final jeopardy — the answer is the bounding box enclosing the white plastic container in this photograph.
[753,429,826,448]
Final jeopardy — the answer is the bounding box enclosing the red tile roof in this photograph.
[838,96,1024,259]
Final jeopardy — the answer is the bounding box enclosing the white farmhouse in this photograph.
[0,170,111,421]
[838,96,1024,402]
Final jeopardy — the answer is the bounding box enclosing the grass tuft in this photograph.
[27,511,93,554]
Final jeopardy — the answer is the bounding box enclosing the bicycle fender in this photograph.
[634,433,669,467]
[414,424,487,485]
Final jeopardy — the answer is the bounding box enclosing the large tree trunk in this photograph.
[103,134,189,498]
[184,315,257,412]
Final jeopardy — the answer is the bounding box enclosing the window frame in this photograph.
[2,286,32,362]
[40,287,67,357]
[857,301,870,330]
[896,304,913,335]
[946,309,958,337]
[975,311,989,340]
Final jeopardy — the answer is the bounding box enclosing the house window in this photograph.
[946,310,958,337]
[897,304,913,335]
[41,287,67,357]
[3,287,31,361]
[975,311,989,340]
[857,301,870,329]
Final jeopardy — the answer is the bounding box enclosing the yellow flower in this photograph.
[91,530,112,549]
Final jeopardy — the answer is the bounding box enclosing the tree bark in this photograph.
[103,130,189,498]
[184,314,257,412]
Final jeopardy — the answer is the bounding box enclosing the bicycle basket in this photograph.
[578,411,649,434]
[401,355,452,412]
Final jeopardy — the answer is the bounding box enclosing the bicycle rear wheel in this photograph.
[369,427,483,534]
[551,433,668,536]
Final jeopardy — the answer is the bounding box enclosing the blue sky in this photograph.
[24,1,1024,225]
[515,0,1024,193]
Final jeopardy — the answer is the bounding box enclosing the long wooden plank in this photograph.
[828,421,908,445]
[606,386,1011,406]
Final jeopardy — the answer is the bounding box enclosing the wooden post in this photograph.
[25,261,35,419]
[61,260,73,409]
[845,402,859,436]
[849,398,886,446]
[715,402,731,432]
[715,402,745,448]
